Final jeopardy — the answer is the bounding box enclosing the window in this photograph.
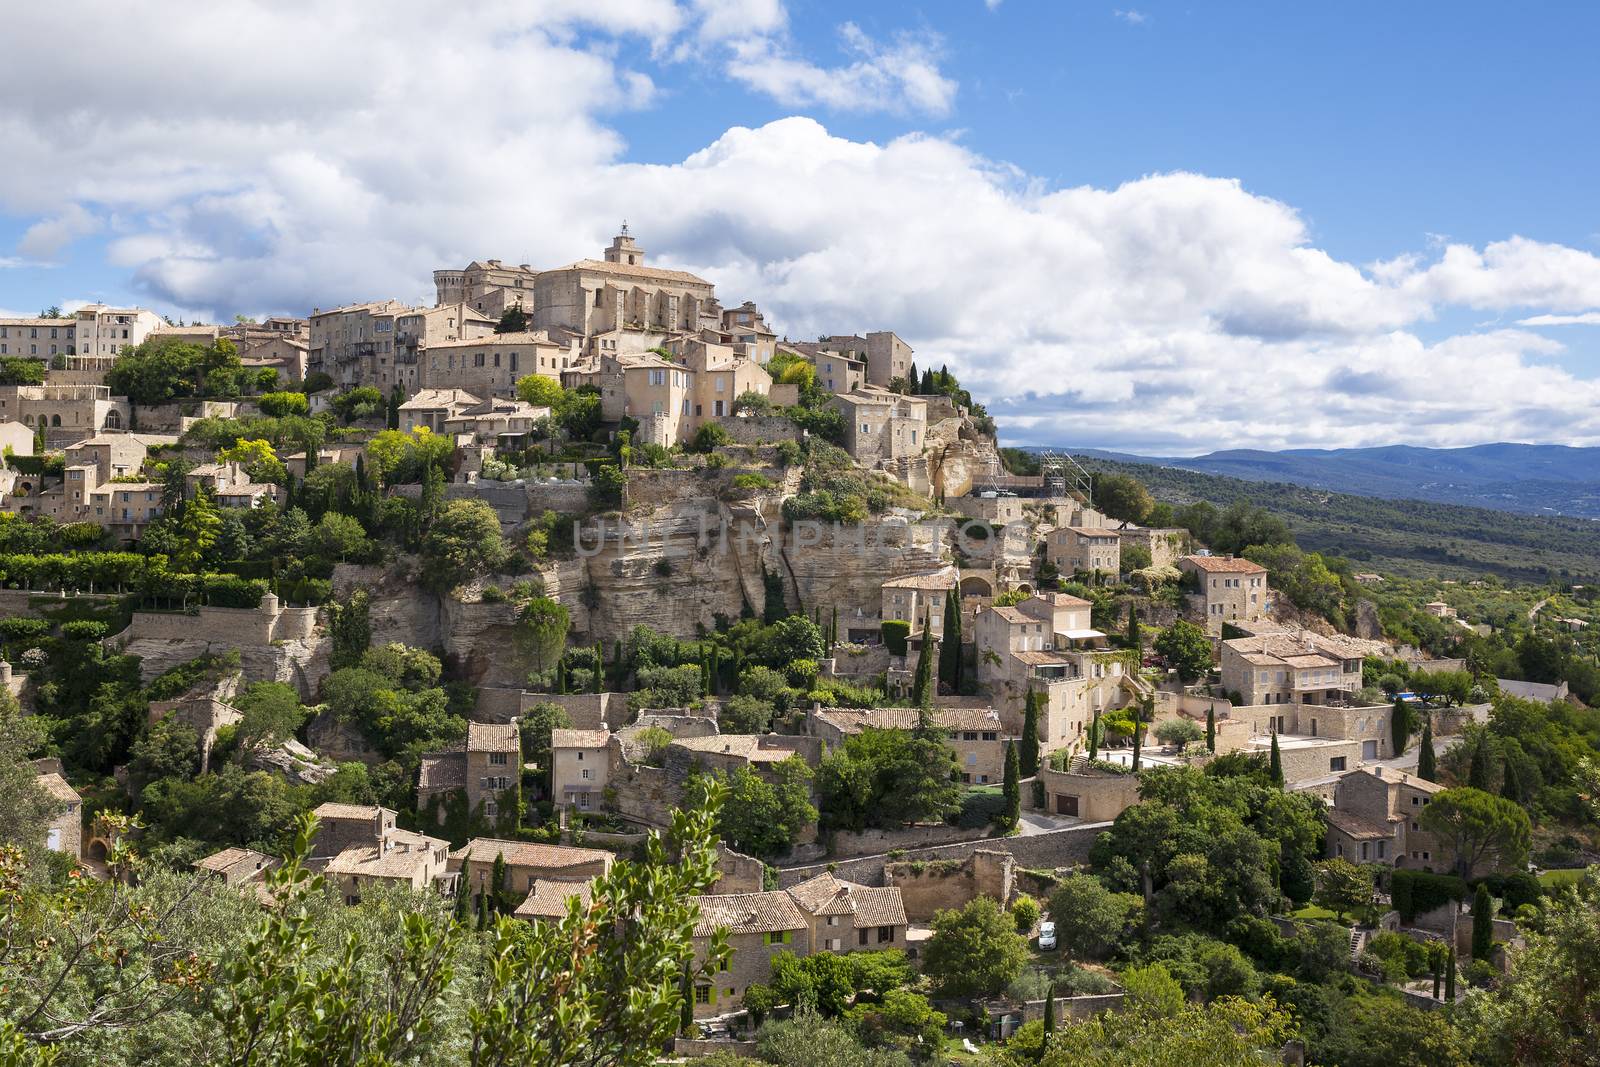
[877,926,894,943]
[858,928,869,946]
[962,731,978,741]
[766,931,790,945]
[581,768,591,780]
[1329,757,1347,771]
[488,752,507,765]
[694,985,711,1006]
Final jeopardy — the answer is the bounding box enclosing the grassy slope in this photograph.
[1077,456,1600,584]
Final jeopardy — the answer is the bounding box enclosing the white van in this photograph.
[1038,921,1056,950]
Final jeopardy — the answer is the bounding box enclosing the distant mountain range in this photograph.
[1069,443,1600,519]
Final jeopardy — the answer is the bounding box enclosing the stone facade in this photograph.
[1325,766,1448,870]
[550,728,612,811]
[884,850,1015,922]
[452,838,613,899]
[1046,526,1121,578]
[833,389,928,466]
[33,759,82,859]
[1220,631,1369,706]
[1178,555,1271,633]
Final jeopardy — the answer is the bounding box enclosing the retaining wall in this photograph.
[776,821,1109,888]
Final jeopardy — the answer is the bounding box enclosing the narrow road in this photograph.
[1528,596,1551,621]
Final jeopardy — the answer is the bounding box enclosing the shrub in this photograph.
[1390,869,1468,923]
[730,473,775,491]
[1154,719,1205,746]
[691,422,732,453]
[1010,894,1041,934]
[60,620,109,642]
[880,620,910,656]
[480,585,507,603]
[954,790,1008,829]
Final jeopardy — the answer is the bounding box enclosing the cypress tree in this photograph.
[1390,697,1410,758]
[454,887,469,923]
[490,853,507,910]
[1131,722,1143,772]
[476,890,489,931]
[1269,731,1285,787]
[1468,731,1493,790]
[938,589,962,691]
[1417,719,1436,781]
[1205,705,1216,753]
[1500,756,1523,803]
[1002,741,1021,830]
[613,639,623,686]
[592,640,603,693]
[1043,986,1056,1034]
[1445,947,1457,1000]
[1088,710,1100,761]
[679,963,695,1034]
[1471,883,1494,960]
[555,659,567,694]
[1019,688,1040,777]
[1126,606,1141,651]
[830,605,838,649]
[911,614,935,710]
[920,368,934,395]
[905,361,919,391]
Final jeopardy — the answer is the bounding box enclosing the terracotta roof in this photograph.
[1062,527,1118,538]
[551,728,611,749]
[1180,555,1267,574]
[399,388,480,409]
[312,802,391,821]
[194,847,273,874]
[417,752,466,792]
[451,838,613,872]
[989,606,1034,625]
[692,890,807,937]
[553,258,713,287]
[425,331,561,349]
[1012,650,1078,667]
[467,721,519,753]
[1224,631,1372,666]
[881,565,959,591]
[324,842,438,880]
[669,735,802,763]
[786,874,907,928]
[1035,592,1094,608]
[36,772,80,804]
[513,878,595,920]
[1325,809,1394,841]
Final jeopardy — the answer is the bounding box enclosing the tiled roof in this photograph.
[1325,809,1394,841]
[1035,592,1094,608]
[881,565,959,591]
[36,772,80,804]
[417,752,466,792]
[1063,527,1118,538]
[425,331,560,348]
[194,847,273,874]
[1224,631,1373,666]
[324,844,435,880]
[669,735,800,762]
[399,388,481,409]
[451,838,613,872]
[1180,555,1267,574]
[551,258,712,286]
[312,802,391,821]
[989,606,1033,625]
[691,890,807,937]
[786,874,907,928]
[466,721,519,753]
[513,878,595,920]
[551,728,611,749]
[1012,650,1077,667]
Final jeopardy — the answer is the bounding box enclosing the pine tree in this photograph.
[1445,947,1457,1000]
[1417,719,1436,781]
[1468,731,1493,790]
[1205,704,1216,753]
[1131,722,1143,772]
[1390,697,1410,758]
[938,589,962,692]
[1471,883,1494,960]
[1126,606,1141,651]
[1269,731,1285,787]
[1088,710,1100,761]
[911,614,935,710]
[1019,688,1040,777]
[1043,986,1056,1034]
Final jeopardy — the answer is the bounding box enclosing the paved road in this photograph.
[1018,809,1081,836]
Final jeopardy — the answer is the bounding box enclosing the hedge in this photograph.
[881,620,911,657]
[1390,868,1468,923]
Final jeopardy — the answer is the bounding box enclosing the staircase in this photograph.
[1348,928,1368,961]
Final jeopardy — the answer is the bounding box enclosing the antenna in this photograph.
[620,220,629,236]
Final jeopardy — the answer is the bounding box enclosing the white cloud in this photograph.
[1518,311,1600,326]
[724,22,957,116]
[18,204,101,259]
[2,2,1599,452]
[1114,9,1148,25]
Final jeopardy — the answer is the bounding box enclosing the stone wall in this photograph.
[712,844,767,894]
[885,850,1015,921]
[605,763,684,828]
[524,481,593,517]
[776,821,1108,888]
[716,415,803,446]
[474,690,624,730]
[824,643,891,679]
[829,823,992,859]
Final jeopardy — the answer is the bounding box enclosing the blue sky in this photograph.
[4,0,1600,451]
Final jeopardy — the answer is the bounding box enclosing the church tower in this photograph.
[604,222,645,267]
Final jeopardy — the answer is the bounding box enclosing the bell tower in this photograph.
[604,221,645,267]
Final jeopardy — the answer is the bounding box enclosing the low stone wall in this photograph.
[716,415,802,446]
[825,643,891,679]
[830,823,991,859]
[886,850,1014,921]
[674,1038,758,1057]
[777,821,1108,889]
[0,589,124,619]
[1023,992,1125,1022]
[524,481,593,517]
[472,690,622,730]
[120,606,273,645]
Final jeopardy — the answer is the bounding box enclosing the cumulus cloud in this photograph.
[1114,9,1149,25]
[2,1,1600,452]
[724,22,957,116]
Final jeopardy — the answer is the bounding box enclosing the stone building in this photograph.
[1178,555,1271,633]
[1325,766,1447,869]
[783,341,866,395]
[512,878,594,921]
[193,847,279,903]
[833,388,927,466]
[452,838,613,900]
[1035,762,1142,821]
[0,305,160,361]
[0,384,131,444]
[1046,526,1121,578]
[549,728,612,812]
[879,565,959,638]
[390,304,498,394]
[33,759,82,859]
[1116,525,1190,569]
[433,260,540,319]
[421,331,567,397]
[398,388,481,433]
[663,734,823,780]
[1219,631,1373,707]
[307,299,413,388]
[807,706,1009,785]
[531,229,719,337]
[312,803,452,903]
[415,721,523,825]
[580,342,772,447]
[688,877,908,1018]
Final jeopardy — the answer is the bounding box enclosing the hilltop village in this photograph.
[2,229,1597,1066]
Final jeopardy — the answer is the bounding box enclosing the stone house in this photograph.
[399,388,481,433]
[1046,526,1121,578]
[312,803,452,903]
[1034,762,1142,821]
[1177,555,1271,633]
[530,230,720,337]
[663,734,824,781]
[973,593,1131,752]
[0,384,131,446]
[807,706,1009,785]
[879,565,959,638]
[1116,525,1191,569]
[434,261,540,318]
[549,728,612,812]
[445,397,549,451]
[307,299,413,389]
[1219,632,1368,707]
[832,388,927,466]
[417,721,523,825]
[688,877,909,1019]
[1325,766,1447,870]
[421,331,566,398]
[392,303,497,394]
[33,759,82,859]
[193,847,279,904]
[452,838,613,900]
[797,344,866,395]
[512,877,594,921]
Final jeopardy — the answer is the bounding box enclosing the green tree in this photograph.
[1419,787,1532,878]
[1418,718,1436,781]
[257,391,310,418]
[1471,882,1495,961]
[1313,858,1376,923]
[1039,995,1290,1067]
[1390,697,1410,758]
[910,616,934,709]
[1019,688,1040,777]
[921,897,1028,999]
[1126,605,1141,651]
[421,499,506,590]
[1205,704,1216,753]
[496,307,529,333]
[306,511,371,562]
[1119,963,1184,1018]
[1269,732,1284,787]
[1093,473,1153,524]
[515,374,564,408]
[1001,741,1021,831]
[938,589,962,692]
[1468,729,1494,790]
[520,703,572,795]
[1154,620,1212,683]
[0,698,59,847]
[171,491,222,572]
[230,681,305,753]
[1047,873,1143,961]
[687,760,815,862]
[512,597,570,682]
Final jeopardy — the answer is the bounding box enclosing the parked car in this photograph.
[1038,921,1056,950]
